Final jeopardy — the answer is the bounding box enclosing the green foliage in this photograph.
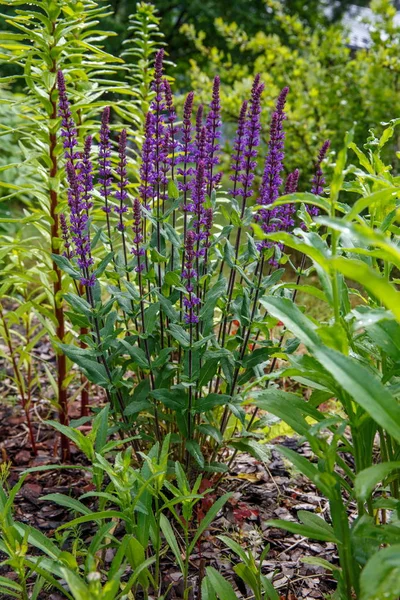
[251,123,400,598]
[183,0,400,181]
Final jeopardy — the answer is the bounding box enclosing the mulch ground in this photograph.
[0,399,339,600]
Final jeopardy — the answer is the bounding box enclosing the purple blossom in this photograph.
[259,86,289,208]
[182,230,200,324]
[140,113,156,210]
[280,168,299,231]
[66,161,95,287]
[131,198,145,272]
[285,168,300,195]
[57,71,79,162]
[230,100,248,198]
[194,104,204,164]
[98,107,113,215]
[184,159,207,244]
[177,91,195,193]
[114,129,129,232]
[256,87,289,258]
[60,214,73,258]
[163,78,179,175]
[205,76,222,193]
[308,140,331,218]
[150,49,168,191]
[238,76,264,204]
[79,136,93,212]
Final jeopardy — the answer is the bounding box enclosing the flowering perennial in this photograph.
[239,76,264,204]
[66,161,95,287]
[182,230,200,324]
[80,136,94,213]
[131,198,145,272]
[177,91,195,193]
[57,71,79,162]
[98,107,113,216]
[205,75,222,193]
[308,139,331,218]
[58,55,327,326]
[256,86,290,258]
[114,129,129,232]
[230,100,248,197]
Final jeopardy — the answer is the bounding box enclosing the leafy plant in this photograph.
[250,122,400,598]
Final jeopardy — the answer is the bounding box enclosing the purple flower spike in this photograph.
[66,161,95,287]
[60,214,73,258]
[178,91,195,192]
[285,168,300,195]
[312,140,331,196]
[230,101,248,198]
[182,230,200,324]
[80,135,93,212]
[114,129,129,231]
[205,75,222,193]
[140,113,156,210]
[131,198,145,272]
[57,71,80,162]
[163,79,179,176]
[280,168,299,232]
[98,107,113,217]
[151,49,168,191]
[255,86,289,260]
[194,104,204,164]
[239,76,264,203]
[259,86,289,208]
[302,140,331,227]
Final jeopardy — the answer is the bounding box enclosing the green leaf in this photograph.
[355,462,400,502]
[360,545,400,600]
[150,248,168,263]
[156,292,179,322]
[267,512,337,542]
[120,339,149,369]
[168,180,180,200]
[150,388,187,410]
[56,510,123,532]
[346,187,399,221]
[330,257,400,321]
[168,323,190,347]
[194,393,231,412]
[63,294,92,318]
[189,493,232,553]
[217,535,249,564]
[94,252,114,277]
[277,445,332,497]
[261,297,400,443]
[197,424,223,444]
[40,494,91,516]
[51,254,81,279]
[164,271,182,287]
[254,389,323,437]
[330,129,352,204]
[186,439,205,468]
[204,567,238,600]
[59,569,89,600]
[159,514,184,572]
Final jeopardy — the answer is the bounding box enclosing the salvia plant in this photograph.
[53,48,323,472]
